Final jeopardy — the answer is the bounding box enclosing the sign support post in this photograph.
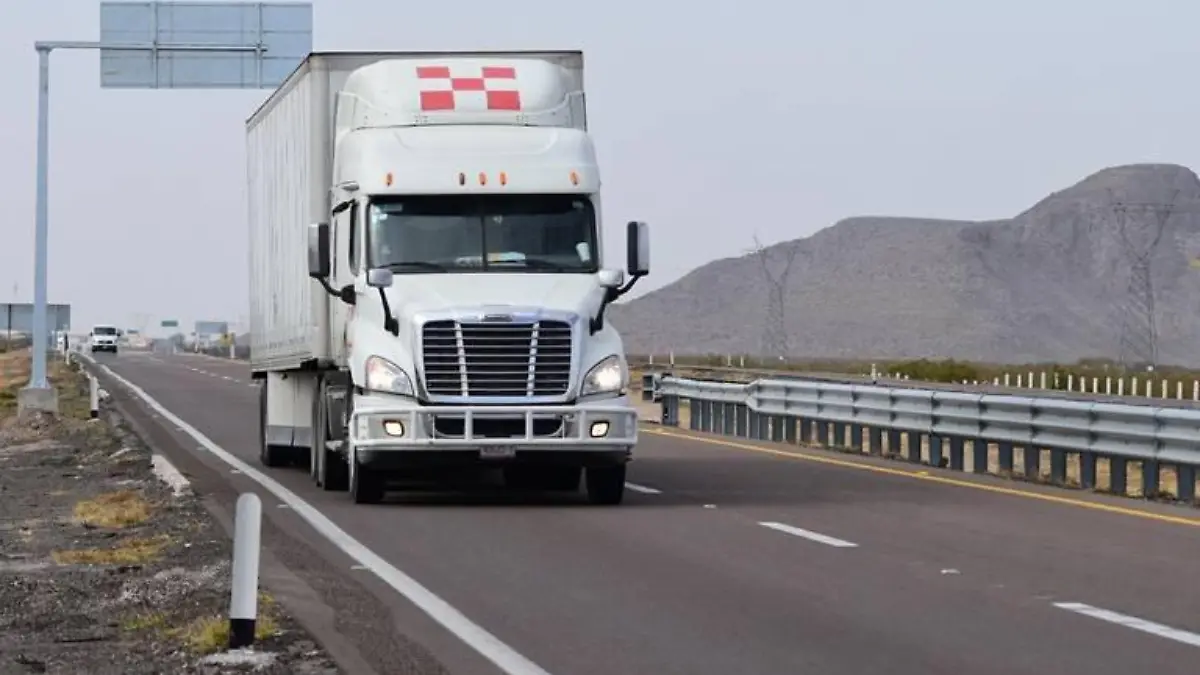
[21,2,311,414]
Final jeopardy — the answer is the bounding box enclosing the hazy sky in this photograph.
[4,0,1200,335]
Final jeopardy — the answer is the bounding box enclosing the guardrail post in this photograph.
[847,424,862,451]
[831,422,846,448]
[1023,445,1041,478]
[770,416,785,442]
[868,427,883,455]
[1141,460,1160,498]
[661,394,679,426]
[1079,452,1097,490]
[905,431,921,463]
[948,437,965,471]
[799,418,813,444]
[783,417,798,444]
[972,440,988,473]
[1049,449,1067,485]
[997,442,1014,474]
[700,401,713,432]
[1110,457,1128,495]
[929,435,944,467]
[640,373,655,402]
[886,429,901,457]
[722,403,736,435]
[88,375,99,419]
[815,421,829,446]
[1177,466,1196,504]
[735,405,749,438]
[753,411,768,440]
[746,409,759,439]
[229,492,263,650]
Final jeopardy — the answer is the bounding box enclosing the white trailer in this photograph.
[247,51,651,504]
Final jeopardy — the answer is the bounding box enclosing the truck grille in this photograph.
[421,319,573,397]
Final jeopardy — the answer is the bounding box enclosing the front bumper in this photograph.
[348,395,638,456]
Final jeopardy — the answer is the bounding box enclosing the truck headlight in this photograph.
[581,354,626,396]
[364,356,414,396]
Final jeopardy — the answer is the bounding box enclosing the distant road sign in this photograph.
[99,1,313,89]
[161,319,179,327]
[1,303,72,333]
[195,320,229,336]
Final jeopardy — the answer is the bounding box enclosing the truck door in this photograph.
[331,199,360,365]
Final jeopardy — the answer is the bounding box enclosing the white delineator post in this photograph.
[229,492,263,649]
[89,374,99,419]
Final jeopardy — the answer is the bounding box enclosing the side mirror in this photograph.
[366,268,394,288]
[307,222,330,279]
[597,269,624,289]
[626,221,650,277]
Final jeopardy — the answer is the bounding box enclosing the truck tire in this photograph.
[349,453,385,504]
[258,383,289,468]
[585,464,626,505]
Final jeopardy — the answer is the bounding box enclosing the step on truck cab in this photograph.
[247,51,650,505]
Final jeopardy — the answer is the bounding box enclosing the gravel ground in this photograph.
[0,353,343,674]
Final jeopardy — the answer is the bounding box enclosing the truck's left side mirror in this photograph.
[626,221,650,277]
[307,222,330,279]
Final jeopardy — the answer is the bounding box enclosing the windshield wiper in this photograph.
[382,261,449,272]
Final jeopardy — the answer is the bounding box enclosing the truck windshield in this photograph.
[93,327,117,335]
[366,194,599,274]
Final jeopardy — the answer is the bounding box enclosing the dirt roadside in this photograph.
[0,349,342,674]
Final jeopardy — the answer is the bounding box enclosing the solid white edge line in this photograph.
[1053,602,1200,648]
[91,360,553,675]
[624,482,661,494]
[758,521,859,548]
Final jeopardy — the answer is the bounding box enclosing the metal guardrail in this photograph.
[650,374,1200,505]
[642,362,1200,412]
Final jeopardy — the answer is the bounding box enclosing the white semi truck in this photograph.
[247,51,650,505]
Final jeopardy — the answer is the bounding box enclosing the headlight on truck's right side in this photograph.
[364,356,414,396]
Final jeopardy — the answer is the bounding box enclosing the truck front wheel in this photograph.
[349,453,385,504]
[585,464,627,505]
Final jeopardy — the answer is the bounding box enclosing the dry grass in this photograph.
[0,350,30,413]
[0,348,91,418]
[119,592,282,655]
[52,535,170,565]
[72,490,153,529]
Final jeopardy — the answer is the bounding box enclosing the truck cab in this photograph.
[250,51,649,506]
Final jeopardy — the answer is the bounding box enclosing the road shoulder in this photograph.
[88,359,455,675]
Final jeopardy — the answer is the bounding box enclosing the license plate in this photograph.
[479,445,516,459]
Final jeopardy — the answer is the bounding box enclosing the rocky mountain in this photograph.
[609,163,1200,366]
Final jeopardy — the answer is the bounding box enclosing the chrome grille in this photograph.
[421,319,572,397]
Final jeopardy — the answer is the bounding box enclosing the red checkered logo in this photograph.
[416,65,521,112]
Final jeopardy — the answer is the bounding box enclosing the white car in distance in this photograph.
[89,325,121,354]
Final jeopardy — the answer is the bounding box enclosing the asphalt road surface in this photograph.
[87,350,1200,675]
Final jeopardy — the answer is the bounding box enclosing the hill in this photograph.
[609,163,1200,366]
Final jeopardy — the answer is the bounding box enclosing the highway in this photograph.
[90,350,1200,675]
